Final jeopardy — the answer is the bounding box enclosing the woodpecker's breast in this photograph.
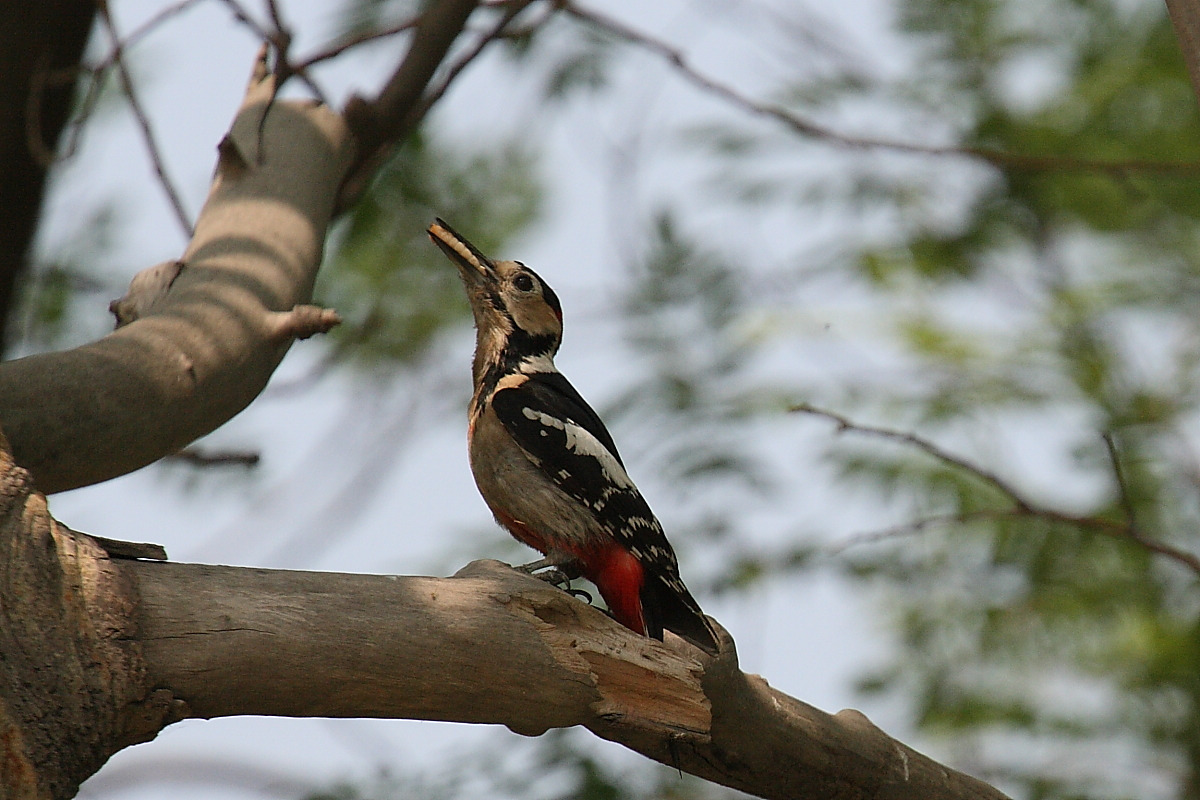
[468,402,610,557]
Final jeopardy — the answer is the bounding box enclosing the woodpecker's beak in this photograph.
[428,219,497,287]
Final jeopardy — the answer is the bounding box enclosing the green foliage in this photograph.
[727,1,1200,797]
[317,131,540,365]
[537,27,615,100]
[491,11,617,101]
[659,0,1200,794]
[40,0,1200,796]
[605,212,775,543]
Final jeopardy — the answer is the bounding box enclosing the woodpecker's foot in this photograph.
[516,557,583,582]
[535,567,573,587]
[514,558,592,603]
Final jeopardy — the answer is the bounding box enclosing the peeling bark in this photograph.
[126,558,1011,800]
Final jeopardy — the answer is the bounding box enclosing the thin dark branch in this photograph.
[825,510,1001,556]
[97,1,194,238]
[791,402,1032,509]
[293,18,422,72]
[1166,0,1200,106]
[66,1,204,168]
[92,0,206,74]
[264,0,285,32]
[826,508,1133,556]
[164,447,262,468]
[1103,432,1138,528]
[1095,431,1200,571]
[261,0,294,84]
[793,403,1200,576]
[213,0,328,102]
[213,0,268,38]
[338,0,483,207]
[563,2,1200,177]
[409,0,541,123]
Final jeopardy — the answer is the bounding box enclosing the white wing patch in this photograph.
[521,406,636,489]
[518,353,557,374]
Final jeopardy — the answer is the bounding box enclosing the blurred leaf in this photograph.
[318,131,540,365]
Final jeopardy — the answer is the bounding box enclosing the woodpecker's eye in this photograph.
[514,273,536,293]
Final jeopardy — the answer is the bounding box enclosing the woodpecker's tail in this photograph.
[644,578,720,656]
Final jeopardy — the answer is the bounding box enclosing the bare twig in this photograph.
[213,0,328,103]
[1166,0,1200,106]
[825,510,1003,556]
[792,402,1032,509]
[827,507,1133,554]
[825,505,1200,579]
[410,0,541,123]
[293,18,423,72]
[261,0,294,84]
[1103,432,1138,528]
[164,447,262,468]
[564,2,1200,177]
[339,0,483,207]
[58,1,205,169]
[793,403,1200,575]
[92,0,206,74]
[1094,431,1200,571]
[97,1,193,238]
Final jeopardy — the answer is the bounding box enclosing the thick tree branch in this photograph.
[0,51,354,493]
[0,444,173,800]
[125,557,1010,800]
[0,0,498,494]
[0,420,1009,800]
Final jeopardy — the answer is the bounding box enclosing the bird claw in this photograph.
[533,567,573,587]
[565,586,593,604]
[513,559,592,604]
[516,557,582,582]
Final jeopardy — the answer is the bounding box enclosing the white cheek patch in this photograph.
[522,406,636,489]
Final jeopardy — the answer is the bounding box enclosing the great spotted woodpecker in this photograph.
[429,219,719,655]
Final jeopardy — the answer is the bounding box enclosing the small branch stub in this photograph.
[109,260,184,328]
[267,304,342,342]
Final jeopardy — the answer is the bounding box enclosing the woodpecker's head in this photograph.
[429,219,563,380]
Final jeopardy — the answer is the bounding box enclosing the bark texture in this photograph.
[127,558,1011,800]
[0,441,169,800]
[0,55,354,493]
